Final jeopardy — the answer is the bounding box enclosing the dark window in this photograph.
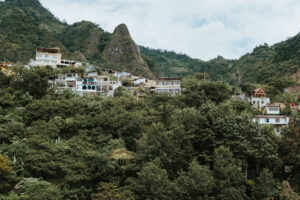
[82,86,87,90]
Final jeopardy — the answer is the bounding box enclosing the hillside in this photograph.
[0,0,153,77]
[103,24,153,77]
[228,37,300,84]
[140,47,234,80]
[1,0,300,82]
[0,7,68,63]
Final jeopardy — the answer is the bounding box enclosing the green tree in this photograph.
[114,86,131,97]
[174,160,214,200]
[126,161,173,200]
[255,168,279,200]
[92,182,135,200]
[12,178,63,200]
[212,146,246,200]
[0,154,16,193]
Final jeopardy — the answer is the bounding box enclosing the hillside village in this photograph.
[25,47,182,98]
[1,47,299,136]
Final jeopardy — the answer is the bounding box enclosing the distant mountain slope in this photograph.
[140,47,234,80]
[228,34,300,84]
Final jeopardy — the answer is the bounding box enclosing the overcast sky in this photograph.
[40,0,300,60]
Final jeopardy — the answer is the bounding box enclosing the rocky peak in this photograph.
[113,23,130,36]
[103,24,153,77]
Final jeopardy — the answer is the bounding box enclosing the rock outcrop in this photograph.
[103,24,153,77]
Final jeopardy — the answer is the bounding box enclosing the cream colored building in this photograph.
[33,48,62,67]
[144,78,182,96]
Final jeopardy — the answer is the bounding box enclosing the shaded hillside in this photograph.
[1,0,65,32]
[57,21,111,62]
[0,8,68,63]
[140,47,234,80]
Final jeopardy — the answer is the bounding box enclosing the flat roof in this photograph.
[254,115,288,118]
[36,48,60,54]
[156,77,182,81]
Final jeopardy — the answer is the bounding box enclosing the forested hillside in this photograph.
[228,38,300,84]
[140,47,235,79]
[0,0,153,77]
[0,67,300,199]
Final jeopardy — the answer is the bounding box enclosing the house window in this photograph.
[261,101,264,105]
[253,101,256,104]
[82,86,87,90]
[276,118,280,123]
[92,86,96,90]
[88,86,91,90]
[265,118,269,123]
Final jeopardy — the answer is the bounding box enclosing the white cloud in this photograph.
[41,0,300,60]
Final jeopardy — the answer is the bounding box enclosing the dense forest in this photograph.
[0,67,300,199]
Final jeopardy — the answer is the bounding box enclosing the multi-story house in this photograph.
[248,88,270,110]
[32,48,62,67]
[143,78,182,96]
[155,78,182,96]
[253,115,290,135]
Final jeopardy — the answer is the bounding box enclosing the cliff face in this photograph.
[103,24,153,77]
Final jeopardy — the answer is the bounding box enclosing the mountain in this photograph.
[0,7,68,63]
[228,37,300,85]
[0,0,154,77]
[57,21,109,62]
[103,24,153,77]
[140,47,234,79]
[1,0,300,83]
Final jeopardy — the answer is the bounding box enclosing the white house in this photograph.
[133,78,147,86]
[52,73,79,93]
[253,115,290,135]
[266,105,281,115]
[58,60,76,68]
[248,88,270,110]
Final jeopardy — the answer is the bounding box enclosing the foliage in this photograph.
[255,168,280,199]
[0,51,299,199]
[92,182,135,200]
[2,178,63,200]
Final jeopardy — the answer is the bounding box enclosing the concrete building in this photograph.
[52,73,79,93]
[248,88,270,110]
[58,60,76,68]
[143,78,182,96]
[52,72,121,96]
[155,78,182,96]
[253,115,290,135]
[32,48,62,67]
[266,105,281,115]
